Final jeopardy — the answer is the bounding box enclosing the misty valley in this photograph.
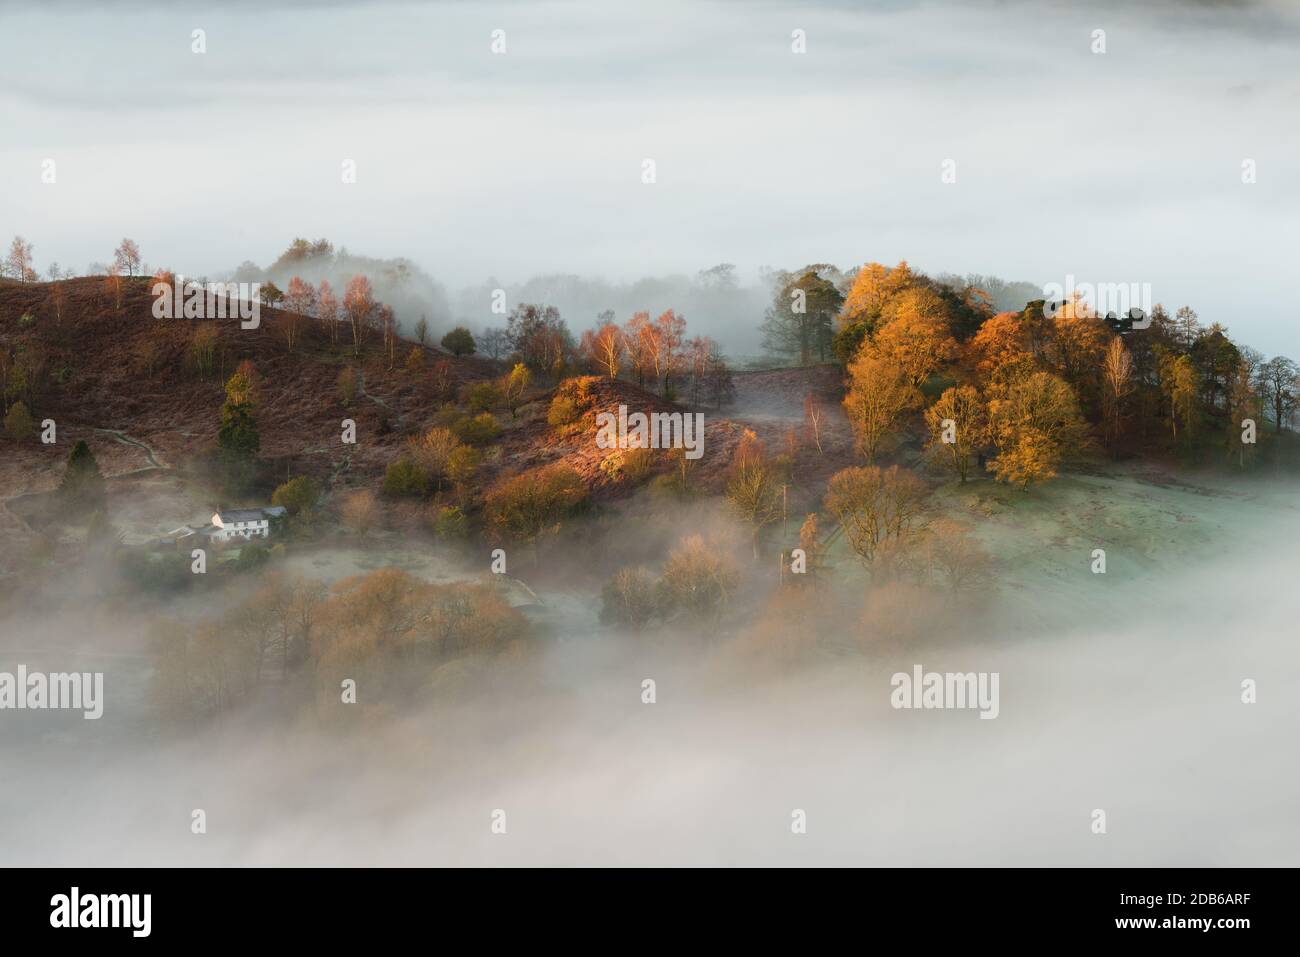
[1,242,1296,867]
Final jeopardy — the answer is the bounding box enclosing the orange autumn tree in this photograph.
[343,275,375,356]
[837,261,918,339]
[1047,300,1111,394]
[282,276,316,352]
[581,320,624,379]
[966,310,1036,388]
[843,351,921,462]
[924,385,988,482]
[985,370,1089,490]
[623,311,652,387]
[652,309,687,394]
[870,297,959,387]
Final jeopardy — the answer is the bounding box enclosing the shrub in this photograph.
[405,347,426,375]
[657,534,738,623]
[429,403,462,428]
[599,567,659,630]
[272,475,321,517]
[238,540,271,569]
[431,505,468,540]
[337,366,358,406]
[446,445,481,486]
[453,412,501,446]
[462,381,501,412]
[3,400,34,441]
[483,463,587,543]
[599,450,625,480]
[553,375,598,409]
[407,427,461,486]
[382,457,432,498]
[340,490,379,535]
[622,445,656,483]
[441,326,476,356]
[430,359,453,399]
[547,395,580,428]
[500,363,532,418]
[189,324,218,378]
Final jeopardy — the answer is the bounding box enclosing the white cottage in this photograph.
[208,506,288,542]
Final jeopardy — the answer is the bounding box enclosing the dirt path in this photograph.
[93,427,168,472]
[358,370,406,431]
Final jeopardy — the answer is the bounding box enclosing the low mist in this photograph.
[2,478,1295,867]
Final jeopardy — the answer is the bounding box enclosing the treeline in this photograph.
[763,260,1297,478]
[472,303,736,408]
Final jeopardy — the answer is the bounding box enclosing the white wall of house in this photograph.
[210,514,270,541]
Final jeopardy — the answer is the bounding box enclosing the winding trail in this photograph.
[93,427,168,472]
[357,369,407,431]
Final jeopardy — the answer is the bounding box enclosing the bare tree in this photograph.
[825,465,929,566]
[318,279,339,346]
[1100,336,1135,453]
[50,281,65,325]
[803,392,825,454]
[113,238,142,277]
[281,276,316,352]
[343,275,375,356]
[479,327,508,360]
[380,304,397,369]
[6,236,34,282]
[1256,356,1298,433]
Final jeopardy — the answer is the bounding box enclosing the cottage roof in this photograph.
[214,506,287,523]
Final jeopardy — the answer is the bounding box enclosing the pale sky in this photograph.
[2,0,1298,355]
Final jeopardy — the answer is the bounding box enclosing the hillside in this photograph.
[1,277,845,543]
[0,276,504,484]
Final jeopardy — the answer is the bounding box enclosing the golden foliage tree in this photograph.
[725,429,782,557]
[924,385,988,482]
[966,310,1035,388]
[839,260,917,330]
[581,321,624,379]
[842,352,921,462]
[1048,304,1111,390]
[986,370,1089,489]
[871,310,958,388]
[1159,352,1200,440]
